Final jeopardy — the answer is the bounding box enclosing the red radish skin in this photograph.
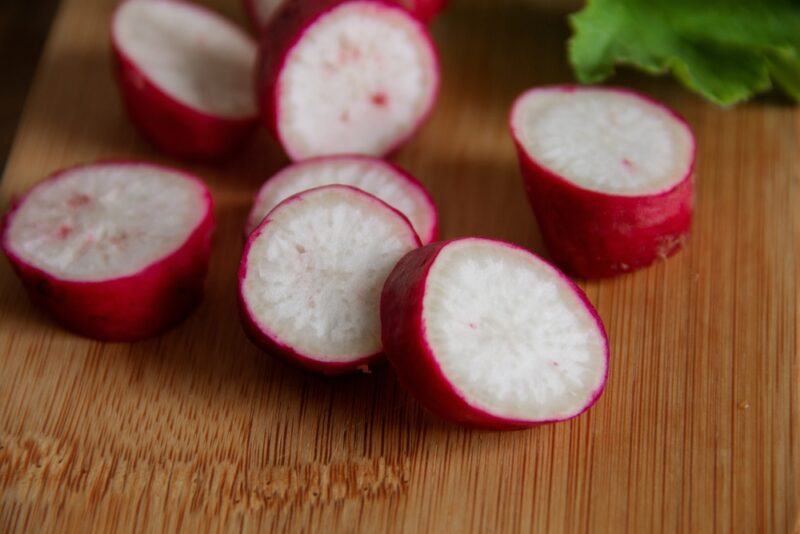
[381,238,609,430]
[244,0,447,33]
[257,0,440,160]
[510,86,695,279]
[245,155,438,243]
[112,0,259,161]
[397,0,448,22]
[239,185,421,375]
[1,162,215,342]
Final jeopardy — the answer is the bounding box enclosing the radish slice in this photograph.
[381,238,609,429]
[244,0,447,34]
[1,162,215,341]
[510,86,695,278]
[238,185,421,374]
[112,0,259,161]
[245,155,437,243]
[258,0,440,160]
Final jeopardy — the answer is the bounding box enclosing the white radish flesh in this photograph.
[6,164,208,282]
[114,0,257,119]
[262,0,439,160]
[239,185,420,373]
[246,156,437,243]
[512,87,693,196]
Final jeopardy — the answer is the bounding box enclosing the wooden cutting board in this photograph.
[0,0,796,532]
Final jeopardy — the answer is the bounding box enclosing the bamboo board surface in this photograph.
[0,0,797,532]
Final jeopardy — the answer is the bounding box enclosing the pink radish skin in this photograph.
[397,0,448,22]
[245,155,438,243]
[510,86,695,279]
[239,185,421,375]
[1,162,215,342]
[381,238,609,429]
[244,0,447,34]
[111,0,259,161]
[257,0,440,160]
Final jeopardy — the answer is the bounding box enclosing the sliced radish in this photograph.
[381,238,609,429]
[1,162,215,341]
[112,0,259,161]
[510,86,695,278]
[258,0,440,160]
[244,0,448,32]
[239,185,421,374]
[245,155,437,243]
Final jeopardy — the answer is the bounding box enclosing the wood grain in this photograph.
[0,0,797,532]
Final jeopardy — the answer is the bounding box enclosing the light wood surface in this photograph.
[0,0,797,532]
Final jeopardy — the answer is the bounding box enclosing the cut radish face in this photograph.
[239,185,421,374]
[510,86,695,278]
[245,155,437,243]
[244,0,448,32]
[112,0,259,161]
[258,0,440,160]
[1,162,215,341]
[381,238,608,429]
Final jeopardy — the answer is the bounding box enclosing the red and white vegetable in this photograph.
[112,0,259,161]
[239,185,421,374]
[1,162,215,341]
[246,155,438,243]
[257,0,440,160]
[510,86,695,278]
[244,0,448,34]
[381,238,609,429]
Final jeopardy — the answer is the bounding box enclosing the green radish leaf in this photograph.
[568,0,800,105]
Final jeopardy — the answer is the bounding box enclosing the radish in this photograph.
[111,0,259,161]
[244,0,447,34]
[510,86,695,278]
[238,185,421,374]
[380,238,609,429]
[1,162,215,342]
[257,0,440,160]
[245,155,438,244]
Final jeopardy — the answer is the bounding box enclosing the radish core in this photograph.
[242,186,419,361]
[422,240,607,421]
[276,2,438,158]
[5,165,208,281]
[113,0,257,118]
[512,88,693,195]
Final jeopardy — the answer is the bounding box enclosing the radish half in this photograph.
[245,155,437,243]
[510,86,695,278]
[257,0,440,160]
[381,238,609,429]
[112,0,259,161]
[239,185,421,374]
[244,0,447,34]
[1,162,215,342]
